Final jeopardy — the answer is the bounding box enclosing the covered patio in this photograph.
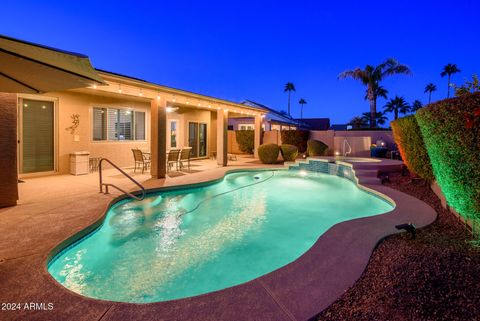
[0,35,267,208]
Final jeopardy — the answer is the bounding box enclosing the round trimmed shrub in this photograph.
[280,144,298,161]
[258,144,280,164]
[307,139,328,156]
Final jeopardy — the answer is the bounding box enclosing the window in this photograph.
[238,124,254,130]
[92,107,146,141]
[92,108,107,141]
[135,111,145,140]
[170,120,177,148]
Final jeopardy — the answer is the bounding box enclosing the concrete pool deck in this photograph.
[0,157,436,321]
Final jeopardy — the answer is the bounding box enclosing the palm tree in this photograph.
[349,116,367,129]
[298,98,307,119]
[411,100,423,112]
[339,58,411,128]
[383,96,410,120]
[424,83,437,104]
[364,84,388,101]
[441,64,461,98]
[361,111,388,126]
[284,82,296,116]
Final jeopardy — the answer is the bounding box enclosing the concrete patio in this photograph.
[0,156,437,321]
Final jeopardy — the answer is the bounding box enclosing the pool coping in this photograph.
[38,159,437,321]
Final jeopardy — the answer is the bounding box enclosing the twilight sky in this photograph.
[1,0,479,124]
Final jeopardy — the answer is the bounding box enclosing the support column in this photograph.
[150,98,167,178]
[0,93,18,208]
[216,108,228,166]
[254,114,262,158]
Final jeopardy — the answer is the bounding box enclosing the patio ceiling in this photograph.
[0,35,105,94]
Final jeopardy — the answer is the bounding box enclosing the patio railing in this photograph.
[98,158,146,201]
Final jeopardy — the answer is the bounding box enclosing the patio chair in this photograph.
[167,149,181,172]
[179,147,192,171]
[132,149,151,174]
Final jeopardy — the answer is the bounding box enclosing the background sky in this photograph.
[1,0,479,124]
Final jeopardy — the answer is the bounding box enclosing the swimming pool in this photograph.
[48,169,394,303]
[333,157,382,163]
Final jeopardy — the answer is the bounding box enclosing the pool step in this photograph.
[351,166,384,185]
[356,175,382,185]
[287,157,402,186]
[353,169,379,176]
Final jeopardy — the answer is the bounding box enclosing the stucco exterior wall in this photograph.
[210,112,217,155]
[333,130,395,149]
[333,136,372,157]
[0,93,19,207]
[263,130,282,145]
[227,130,248,154]
[20,91,151,175]
[310,130,394,157]
[167,108,214,158]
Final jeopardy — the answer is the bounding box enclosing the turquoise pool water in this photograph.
[48,169,393,303]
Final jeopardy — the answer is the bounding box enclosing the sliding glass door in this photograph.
[19,98,55,174]
[188,122,207,158]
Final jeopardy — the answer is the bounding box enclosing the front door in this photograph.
[188,122,207,158]
[18,98,55,174]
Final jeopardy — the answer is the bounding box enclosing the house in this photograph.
[330,124,350,130]
[295,118,330,130]
[228,100,305,131]
[0,35,267,207]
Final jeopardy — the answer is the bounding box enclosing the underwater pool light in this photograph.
[299,170,308,177]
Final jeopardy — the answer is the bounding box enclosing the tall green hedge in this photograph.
[281,130,310,153]
[416,93,480,233]
[391,115,434,180]
[235,130,254,154]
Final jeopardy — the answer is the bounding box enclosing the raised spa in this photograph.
[48,169,393,303]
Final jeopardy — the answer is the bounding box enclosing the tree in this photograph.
[424,83,437,104]
[441,64,461,98]
[383,96,410,120]
[364,84,388,101]
[298,98,307,119]
[411,100,423,112]
[284,82,296,116]
[339,58,411,128]
[451,74,480,97]
[349,116,367,129]
[361,111,388,126]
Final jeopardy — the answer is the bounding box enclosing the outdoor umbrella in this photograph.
[0,34,105,94]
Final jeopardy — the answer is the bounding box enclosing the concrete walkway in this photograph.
[0,156,436,321]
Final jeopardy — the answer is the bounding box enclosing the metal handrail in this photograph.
[343,138,352,157]
[99,158,146,201]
